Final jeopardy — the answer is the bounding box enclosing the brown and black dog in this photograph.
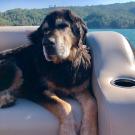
[0,9,97,135]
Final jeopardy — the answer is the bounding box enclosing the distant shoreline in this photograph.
[1,2,135,28]
[0,25,135,29]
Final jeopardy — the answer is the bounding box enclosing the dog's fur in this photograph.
[0,9,97,135]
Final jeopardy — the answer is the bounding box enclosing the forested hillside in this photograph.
[1,2,135,28]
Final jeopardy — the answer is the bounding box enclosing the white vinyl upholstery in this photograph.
[87,31,135,135]
[0,26,38,52]
[0,26,135,135]
[0,99,82,135]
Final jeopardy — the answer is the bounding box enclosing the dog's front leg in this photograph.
[42,91,77,135]
[75,90,98,135]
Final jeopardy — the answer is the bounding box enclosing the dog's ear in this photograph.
[66,10,88,46]
[29,26,44,45]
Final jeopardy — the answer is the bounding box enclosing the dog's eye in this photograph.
[44,29,50,35]
[57,23,69,29]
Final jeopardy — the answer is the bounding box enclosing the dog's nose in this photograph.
[43,39,56,55]
[43,38,55,46]
[43,37,56,45]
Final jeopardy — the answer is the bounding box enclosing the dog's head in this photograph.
[30,9,87,63]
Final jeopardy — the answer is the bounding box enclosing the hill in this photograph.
[1,2,135,28]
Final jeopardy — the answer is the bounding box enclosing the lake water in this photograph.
[90,29,135,49]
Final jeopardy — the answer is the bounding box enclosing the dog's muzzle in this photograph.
[44,44,57,56]
[42,38,69,61]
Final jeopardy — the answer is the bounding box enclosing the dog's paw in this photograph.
[0,90,16,108]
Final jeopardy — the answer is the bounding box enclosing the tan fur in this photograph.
[30,9,97,135]
[0,90,15,108]
[44,26,78,63]
[68,45,91,68]
[42,91,77,135]
[43,66,97,135]
[42,81,98,135]
[75,90,98,135]
[0,65,23,107]
[9,66,23,92]
[46,79,89,95]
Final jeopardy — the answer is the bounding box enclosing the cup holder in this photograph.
[111,78,135,88]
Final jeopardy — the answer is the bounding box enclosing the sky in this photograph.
[0,0,135,11]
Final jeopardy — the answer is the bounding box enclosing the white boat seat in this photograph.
[87,31,135,135]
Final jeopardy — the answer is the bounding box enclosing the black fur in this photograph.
[0,9,92,105]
